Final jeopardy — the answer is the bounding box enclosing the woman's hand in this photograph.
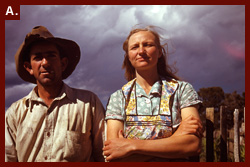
[172,114,204,138]
[103,130,134,161]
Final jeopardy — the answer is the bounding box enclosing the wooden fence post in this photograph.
[220,106,227,161]
[206,107,214,162]
[234,109,240,162]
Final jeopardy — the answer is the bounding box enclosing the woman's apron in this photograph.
[121,78,178,140]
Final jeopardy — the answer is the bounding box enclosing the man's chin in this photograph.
[38,78,56,86]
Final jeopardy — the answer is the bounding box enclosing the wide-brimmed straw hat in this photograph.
[15,26,81,84]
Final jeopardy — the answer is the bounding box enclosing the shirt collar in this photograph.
[26,82,75,105]
[135,80,162,97]
[122,76,178,100]
[60,83,75,102]
[150,80,162,95]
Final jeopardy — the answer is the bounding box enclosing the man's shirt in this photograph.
[5,83,105,162]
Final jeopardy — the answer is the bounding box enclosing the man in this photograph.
[5,26,105,162]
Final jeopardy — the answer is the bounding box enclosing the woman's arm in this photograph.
[106,119,124,140]
[105,119,155,162]
[103,105,202,161]
[172,105,203,138]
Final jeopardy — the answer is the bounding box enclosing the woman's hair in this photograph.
[122,26,180,81]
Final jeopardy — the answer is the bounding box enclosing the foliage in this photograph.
[198,87,245,130]
[198,87,225,109]
[214,136,221,162]
[195,87,245,162]
[199,138,206,162]
[240,145,245,162]
[198,87,225,129]
[222,91,245,129]
[227,145,245,162]
[200,136,245,162]
[223,91,245,111]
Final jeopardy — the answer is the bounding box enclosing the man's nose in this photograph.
[41,57,49,66]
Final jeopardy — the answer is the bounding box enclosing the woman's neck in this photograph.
[136,70,159,95]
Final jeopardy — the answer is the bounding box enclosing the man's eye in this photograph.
[33,56,42,60]
[48,54,56,58]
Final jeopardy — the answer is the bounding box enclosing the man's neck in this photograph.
[36,81,63,107]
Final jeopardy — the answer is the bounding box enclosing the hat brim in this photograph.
[15,37,81,84]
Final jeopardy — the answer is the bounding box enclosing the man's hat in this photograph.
[15,26,81,83]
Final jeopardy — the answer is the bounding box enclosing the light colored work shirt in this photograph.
[5,83,105,162]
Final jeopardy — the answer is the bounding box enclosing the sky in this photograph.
[5,5,245,110]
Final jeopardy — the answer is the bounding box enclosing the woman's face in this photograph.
[127,31,161,72]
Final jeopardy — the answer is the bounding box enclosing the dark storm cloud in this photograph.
[158,5,245,94]
[5,5,245,110]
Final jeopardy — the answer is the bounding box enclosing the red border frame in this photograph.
[1,0,248,167]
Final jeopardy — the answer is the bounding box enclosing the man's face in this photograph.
[24,41,68,87]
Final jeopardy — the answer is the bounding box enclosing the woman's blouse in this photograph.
[106,78,201,129]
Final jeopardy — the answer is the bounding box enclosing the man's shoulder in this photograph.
[65,85,100,101]
[6,94,30,116]
[68,86,96,95]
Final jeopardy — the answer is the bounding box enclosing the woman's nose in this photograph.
[138,46,145,55]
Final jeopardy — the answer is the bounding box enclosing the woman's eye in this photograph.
[145,43,153,47]
[131,46,138,50]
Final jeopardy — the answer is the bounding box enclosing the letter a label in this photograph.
[6,6,14,15]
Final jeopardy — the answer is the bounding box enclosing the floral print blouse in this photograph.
[106,77,201,136]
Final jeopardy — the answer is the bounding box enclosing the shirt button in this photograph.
[145,99,151,104]
[47,132,50,137]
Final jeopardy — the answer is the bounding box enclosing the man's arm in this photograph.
[103,105,202,161]
[91,95,106,162]
[5,110,18,162]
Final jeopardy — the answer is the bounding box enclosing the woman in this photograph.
[103,26,203,162]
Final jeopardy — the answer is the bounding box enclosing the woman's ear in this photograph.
[61,57,68,72]
[23,62,34,75]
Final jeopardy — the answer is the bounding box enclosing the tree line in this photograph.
[197,87,245,130]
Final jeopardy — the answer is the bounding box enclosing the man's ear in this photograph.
[61,57,68,72]
[23,62,34,75]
